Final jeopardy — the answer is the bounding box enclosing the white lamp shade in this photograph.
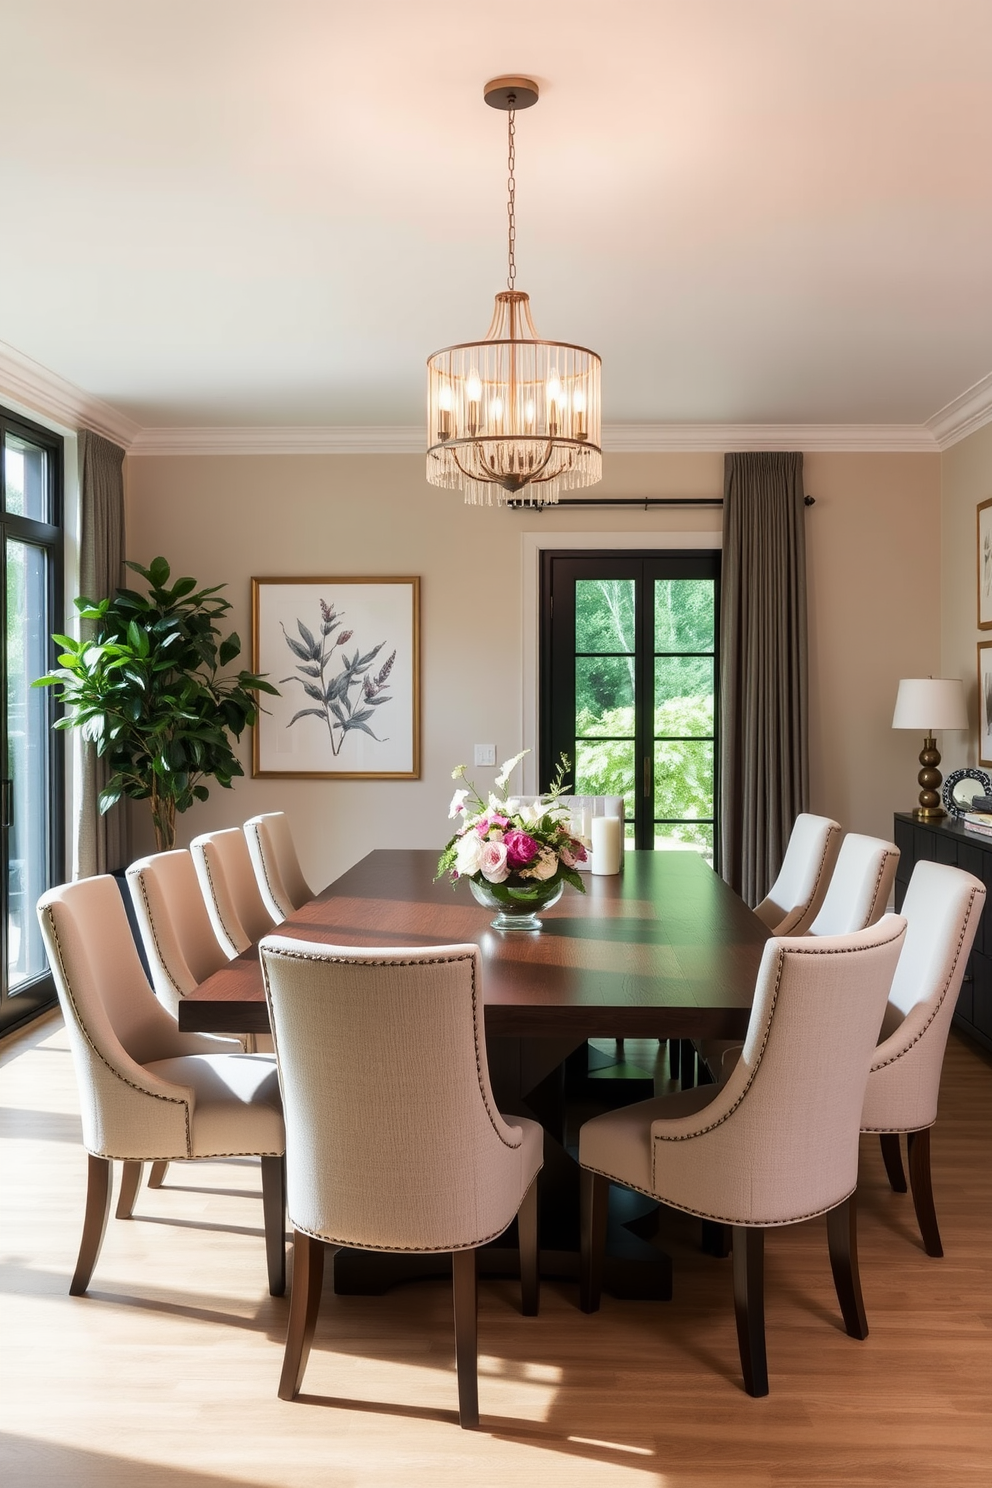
[892,677,968,731]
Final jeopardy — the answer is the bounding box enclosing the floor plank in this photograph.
[1,1013,990,1487]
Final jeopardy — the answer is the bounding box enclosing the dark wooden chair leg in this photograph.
[732,1225,768,1397]
[579,1169,609,1313]
[115,1160,143,1220]
[879,1133,907,1192]
[451,1247,479,1429]
[678,1039,696,1088]
[826,1193,868,1339]
[517,1178,540,1317]
[70,1154,113,1296]
[907,1126,943,1258]
[261,1154,287,1296]
[701,1219,732,1257]
[278,1230,325,1400]
[148,1161,169,1189]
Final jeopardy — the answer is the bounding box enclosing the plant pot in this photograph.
[468,874,564,931]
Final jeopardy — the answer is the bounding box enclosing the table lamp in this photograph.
[891,677,968,819]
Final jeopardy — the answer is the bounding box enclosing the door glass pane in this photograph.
[654,738,714,854]
[576,656,635,734]
[654,578,714,652]
[7,539,50,991]
[4,435,50,522]
[655,657,715,735]
[575,578,635,654]
[575,738,636,824]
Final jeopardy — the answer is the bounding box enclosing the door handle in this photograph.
[1,779,12,829]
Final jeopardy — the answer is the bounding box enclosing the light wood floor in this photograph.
[1,1013,990,1488]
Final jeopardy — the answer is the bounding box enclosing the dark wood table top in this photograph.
[178,848,769,1040]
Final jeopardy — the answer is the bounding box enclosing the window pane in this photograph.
[4,435,50,522]
[7,539,51,990]
[575,578,635,654]
[576,657,635,736]
[654,822,713,857]
[654,578,715,653]
[654,739,714,824]
[655,657,715,736]
[576,738,636,823]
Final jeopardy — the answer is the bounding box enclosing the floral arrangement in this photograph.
[436,749,588,904]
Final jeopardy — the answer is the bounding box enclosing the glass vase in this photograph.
[468,874,564,931]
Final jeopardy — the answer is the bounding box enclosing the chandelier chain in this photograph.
[506,107,516,291]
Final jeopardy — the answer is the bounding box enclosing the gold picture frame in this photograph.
[979,640,992,766]
[978,497,992,629]
[251,576,420,779]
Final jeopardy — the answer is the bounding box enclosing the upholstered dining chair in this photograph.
[753,812,843,935]
[191,827,278,958]
[861,859,985,1257]
[36,876,286,1297]
[126,849,232,1018]
[244,812,314,923]
[579,915,907,1397]
[259,937,543,1429]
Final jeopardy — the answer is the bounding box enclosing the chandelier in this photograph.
[426,77,602,507]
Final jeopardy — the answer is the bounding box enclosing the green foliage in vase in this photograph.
[34,556,278,852]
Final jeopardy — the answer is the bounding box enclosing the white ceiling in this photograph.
[2,0,992,446]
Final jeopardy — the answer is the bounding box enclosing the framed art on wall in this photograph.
[252,576,420,778]
[978,497,992,629]
[979,641,992,766]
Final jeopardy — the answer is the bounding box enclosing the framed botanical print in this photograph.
[252,576,420,778]
[978,641,992,766]
[978,498,992,629]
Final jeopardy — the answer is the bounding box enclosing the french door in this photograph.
[539,550,719,860]
[0,411,63,1035]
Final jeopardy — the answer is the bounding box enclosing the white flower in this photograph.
[494,748,530,790]
[517,801,544,828]
[479,840,510,883]
[451,764,467,779]
[455,831,484,876]
[448,788,470,819]
[523,848,558,882]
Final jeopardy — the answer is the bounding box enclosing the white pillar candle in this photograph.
[591,814,622,875]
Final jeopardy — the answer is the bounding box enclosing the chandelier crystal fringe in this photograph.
[426,77,602,508]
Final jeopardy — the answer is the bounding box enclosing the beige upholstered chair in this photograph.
[579,915,907,1396]
[259,937,543,1429]
[244,812,314,923]
[126,849,231,1017]
[862,860,985,1256]
[36,876,286,1297]
[191,827,278,958]
[753,812,843,935]
[807,832,900,936]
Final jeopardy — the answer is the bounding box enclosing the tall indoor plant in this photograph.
[35,556,277,851]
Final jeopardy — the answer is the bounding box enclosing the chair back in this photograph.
[126,850,229,1016]
[862,861,985,1132]
[260,938,539,1251]
[244,813,313,922]
[36,877,208,1158]
[754,812,842,934]
[807,833,899,936]
[191,828,277,957]
[651,915,906,1225]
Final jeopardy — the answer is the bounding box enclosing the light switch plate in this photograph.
[474,744,497,767]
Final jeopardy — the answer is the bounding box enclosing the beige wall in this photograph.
[941,421,992,768]
[124,447,939,886]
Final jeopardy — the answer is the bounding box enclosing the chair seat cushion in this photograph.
[144,1053,284,1158]
[579,1086,722,1196]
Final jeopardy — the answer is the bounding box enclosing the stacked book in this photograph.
[961,802,992,837]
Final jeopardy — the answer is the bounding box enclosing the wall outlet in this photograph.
[474,744,497,767]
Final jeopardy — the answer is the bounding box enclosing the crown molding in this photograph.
[0,339,141,448]
[926,370,992,450]
[127,420,940,456]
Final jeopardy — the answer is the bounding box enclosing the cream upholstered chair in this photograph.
[36,876,286,1297]
[126,849,231,1017]
[753,812,843,935]
[259,937,543,1429]
[806,832,900,936]
[579,915,907,1397]
[862,860,985,1257]
[191,827,278,958]
[244,812,314,923]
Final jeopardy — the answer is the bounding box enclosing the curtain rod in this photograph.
[506,495,815,510]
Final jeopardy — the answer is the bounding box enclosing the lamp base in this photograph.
[913,733,944,818]
[912,805,946,820]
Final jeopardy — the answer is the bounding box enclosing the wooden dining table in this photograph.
[179,847,770,1298]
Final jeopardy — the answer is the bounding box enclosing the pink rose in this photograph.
[503,828,539,869]
[478,840,510,883]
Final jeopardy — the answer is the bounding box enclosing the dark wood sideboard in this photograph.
[893,812,992,1053]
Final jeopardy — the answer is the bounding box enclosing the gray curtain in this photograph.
[719,451,809,906]
[75,430,129,877]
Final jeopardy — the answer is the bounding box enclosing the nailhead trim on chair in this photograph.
[199,849,242,956]
[775,825,840,935]
[246,821,289,918]
[130,868,189,1005]
[863,850,898,927]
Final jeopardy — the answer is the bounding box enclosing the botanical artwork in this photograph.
[980,642,992,767]
[252,578,419,778]
[978,498,992,630]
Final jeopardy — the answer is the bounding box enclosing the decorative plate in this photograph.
[941,767,992,818]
